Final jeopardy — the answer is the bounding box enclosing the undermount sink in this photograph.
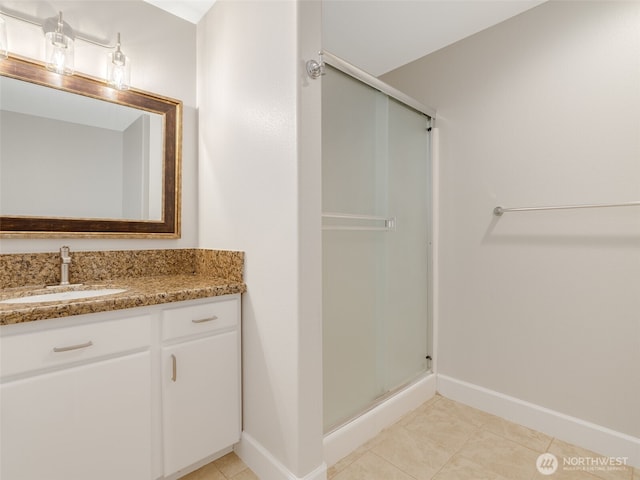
[0,288,127,304]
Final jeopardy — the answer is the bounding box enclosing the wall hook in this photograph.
[306,52,325,79]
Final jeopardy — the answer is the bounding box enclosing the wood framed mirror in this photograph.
[0,55,182,238]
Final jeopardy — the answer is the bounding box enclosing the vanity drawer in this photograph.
[0,315,151,378]
[162,296,239,341]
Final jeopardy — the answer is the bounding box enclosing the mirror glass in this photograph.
[1,76,164,221]
[0,55,181,238]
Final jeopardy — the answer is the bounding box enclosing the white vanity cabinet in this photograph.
[0,294,242,480]
[161,298,241,477]
[0,314,153,480]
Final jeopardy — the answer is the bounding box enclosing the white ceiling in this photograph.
[142,0,216,24]
[323,0,546,76]
[144,0,545,76]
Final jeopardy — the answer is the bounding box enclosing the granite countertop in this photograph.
[0,249,246,326]
[0,274,247,326]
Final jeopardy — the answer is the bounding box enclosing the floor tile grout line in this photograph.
[366,448,423,480]
[388,398,486,480]
[320,396,639,480]
[414,405,550,480]
[388,398,550,480]
[426,423,485,480]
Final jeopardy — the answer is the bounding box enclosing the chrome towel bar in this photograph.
[493,201,640,216]
[322,212,396,231]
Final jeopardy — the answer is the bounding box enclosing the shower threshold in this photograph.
[323,372,436,466]
[324,370,434,436]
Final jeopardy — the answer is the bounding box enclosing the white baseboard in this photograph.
[437,374,640,468]
[235,432,327,480]
[323,373,437,466]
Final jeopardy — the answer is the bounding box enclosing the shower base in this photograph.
[323,372,436,466]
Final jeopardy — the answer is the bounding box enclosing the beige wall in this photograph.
[197,1,324,478]
[383,0,640,439]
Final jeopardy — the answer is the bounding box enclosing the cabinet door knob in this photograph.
[191,315,218,324]
[171,354,177,382]
[53,340,93,353]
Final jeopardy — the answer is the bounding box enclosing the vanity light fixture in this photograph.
[1,9,134,87]
[42,11,75,75]
[0,16,8,59]
[107,32,130,90]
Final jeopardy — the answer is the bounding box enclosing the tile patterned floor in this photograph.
[179,452,258,480]
[182,394,640,480]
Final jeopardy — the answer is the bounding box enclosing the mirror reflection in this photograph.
[0,55,181,238]
[1,76,164,221]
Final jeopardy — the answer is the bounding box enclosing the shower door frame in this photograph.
[321,50,437,433]
[322,51,437,120]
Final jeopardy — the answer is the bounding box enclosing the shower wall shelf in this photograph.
[493,201,640,216]
[322,212,396,231]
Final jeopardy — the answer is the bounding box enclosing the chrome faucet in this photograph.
[59,246,71,285]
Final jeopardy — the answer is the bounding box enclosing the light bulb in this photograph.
[43,12,74,75]
[108,33,130,90]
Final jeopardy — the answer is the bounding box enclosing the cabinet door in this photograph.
[0,352,152,480]
[162,331,240,476]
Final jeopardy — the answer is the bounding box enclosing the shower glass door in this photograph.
[322,65,431,432]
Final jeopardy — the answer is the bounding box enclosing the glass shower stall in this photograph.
[322,61,433,432]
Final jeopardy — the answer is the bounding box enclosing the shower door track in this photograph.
[324,370,434,436]
[321,50,437,120]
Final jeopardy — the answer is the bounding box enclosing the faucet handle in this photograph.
[59,246,71,285]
